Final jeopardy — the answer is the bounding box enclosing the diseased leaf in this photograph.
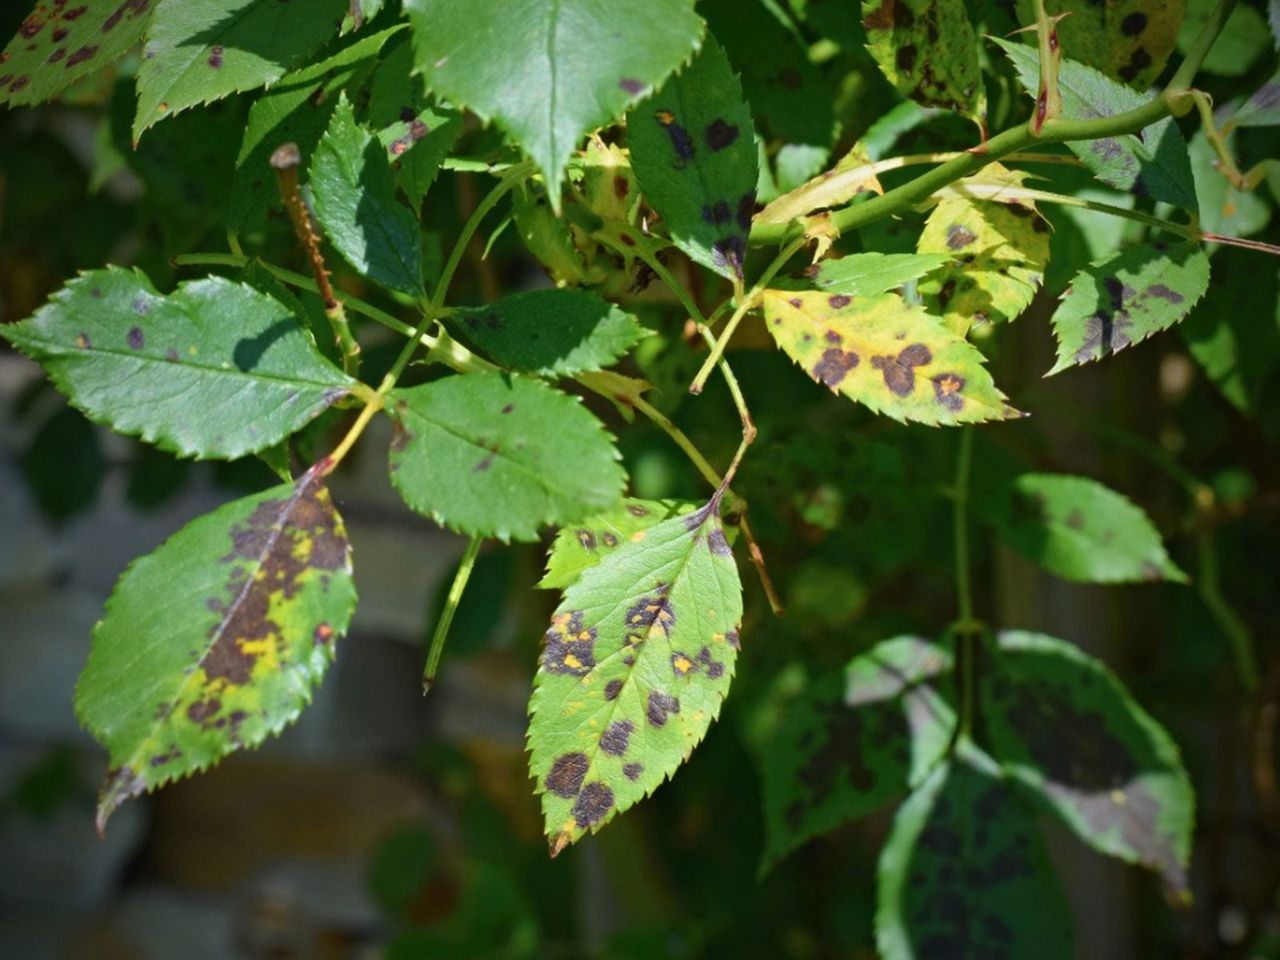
[528,495,743,854]
[540,499,699,590]
[756,144,885,225]
[1015,0,1184,88]
[0,0,153,108]
[761,289,1022,424]
[311,93,424,297]
[916,167,1050,333]
[877,745,1073,960]
[404,0,704,202]
[134,0,348,139]
[797,253,952,297]
[447,289,648,378]
[1048,240,1210,372]
[1231,71,1280,128]
[626,36,758,281]
[994,38,1198,209]
[983,631,1195,893]
[761,637,955,872]
[75,464,357,832]
[0,267,354,460]
[227,28,400,233]
[1190,128,1271,238]
[860,0,984,118]
[973,472,1187,583]
[388,372,626,542]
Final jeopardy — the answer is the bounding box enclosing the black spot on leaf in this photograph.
[572,782,614,827]
[600,720,634,756]
[546,752,589,797]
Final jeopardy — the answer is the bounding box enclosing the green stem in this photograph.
[423,536,484,693]
[748,0,1238,247]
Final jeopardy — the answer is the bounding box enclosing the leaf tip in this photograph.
[548,830,572,858]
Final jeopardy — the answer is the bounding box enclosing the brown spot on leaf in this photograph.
[647,691,680,726]
[546,752,589,797]
[66,45,97,67]
[812,348,860,388]
[542,610,597,676]
[127,326,144,350]
[872,343,932,396]
[946,224,977,250]
[618,77,643,95]
[572,782,614,828]
[600,720,634,756]
[623,762,643,780]
[576,529,597,550]
[208,45,224,68]
[1121,12,1148,36]
[829,294,852,309]
[931,372,965,412]
[705,118,739,151]
[604,679,623,701]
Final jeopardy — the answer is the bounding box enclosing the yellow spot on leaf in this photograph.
[630,530,646,543]
[673,656,693,674]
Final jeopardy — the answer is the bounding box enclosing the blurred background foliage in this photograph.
[1,1,1279,958]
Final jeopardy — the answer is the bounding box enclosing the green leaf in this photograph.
[1048,240,1210,373]
[311,92,425,297]
[626,36,759,281]
[0,267,354,460]
[540,498,701,590]
[1190,128,1271,238]
[761,289,1023,424]
[388,372,626,542]
[994,38,1198,209]
[1177,0,1269,78]
[404,0,704,201]
[447,290,648,378]
[227,27,400,233]
[1014,0,1184,88]
[860,0,984,117]
[973,472,1187,583]
[761,637,955,872]
[799,253,953,297]
[982,631,1195,893]
[916,169,1050,333]
[876,744,1073,960]
[1231,72,1280,128]
[528,495,742,854]
[1180,248,1280,414]
[0,1,153,108]
[135,0,348,140]
[75,464,357,832]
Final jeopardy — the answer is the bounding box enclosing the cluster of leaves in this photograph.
[2,0,1279,955]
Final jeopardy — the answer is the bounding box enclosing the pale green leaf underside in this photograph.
[388,373,626,542]
[983,631,1195,892]
[540,498,699,590]
[1,0,152,107]
[529,498,743,854]
[135,0,348,139]
[762,289,1022,425]
[1049,240,1210,372]
[404,0,705,200]
[0,267,354,460]
[75,465,357,832]
[801,253,953,297]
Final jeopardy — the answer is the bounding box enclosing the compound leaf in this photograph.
[1014,0,1184,88]
[388,372,626,542]
[973,472,1187,583]
[75,464,357,832]
[994,38,1197,209]
[860,0,984,118]
[626,36,758,281]
[0,267,354,460]
[1049,240,1210,373]
[311,92,425,297]
[135,0,347,139]
[761,636,955,873]
[448,289,648,378]
[762,289,1022,424]
[877,744,1073,960]
[0,0,153,108]
[982,631,1195,894]
[528,496,743,855]
[404,0,704,203]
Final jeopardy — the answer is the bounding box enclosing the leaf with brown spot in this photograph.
[860,0,985,119]
[981,632,1195,894]
[75,464,357,833]
[762,288,1022,425]
[539,498,702,590]
[528,495,742,854]
[1014,0,1184,88]
[760,636,956,873]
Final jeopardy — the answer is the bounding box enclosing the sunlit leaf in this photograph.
[134,0,347,139]
[528,496,743,854]
[982,631,1195,893]
[860,0,984,118]
[877,744,1073,960]
[76,464,357,832]
[540,498,699,590]
[761,289,1023,424]
[447,289,648,378]
[404,0,704,202]
[0,267,354,460]
[795,253,952,297]
[756,144,885,225]
[973,472,1187,583]
[761,637,955,872]
[1014,0,1184,88]
[626,36,758,281]
[387,372,626,542]
[994,38,1198,209]
[1048,240,1210,372]
[0,0,153,108]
